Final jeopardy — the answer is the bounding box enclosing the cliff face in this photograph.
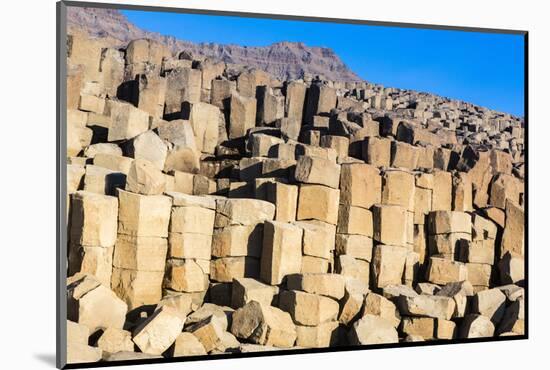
[66,6,363,82]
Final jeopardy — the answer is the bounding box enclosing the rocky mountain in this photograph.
[66,6,363,82]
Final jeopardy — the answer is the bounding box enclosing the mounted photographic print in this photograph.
[56,1,527,368]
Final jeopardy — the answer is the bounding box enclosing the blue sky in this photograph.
[122,10,525,116]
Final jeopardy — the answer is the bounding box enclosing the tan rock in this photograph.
[296,321,340,348]
[279,290,339,326]
[185,303,231,329]
[301,256,330,274]
[414,186,432,224]
[215,198,275,227]
[111,267,164,309]
[266,182,298,222]
[382,170,415,211]
[436,281,474,318]
[164,259,208,292]
[117,190,172,237]
[432,170,452,211]
[472,214,498,241]
[287,273,345,300]
[490,173,522,209]
[428,232,471,257]
[67,274,127,333]
[297,184,340,225]
[68,121,93,157]
[173,332,207,357]
[285,81,307,123]
[459,314,495,338]
[132,71,166,119]
[133,306,185,355]
[304,83,337,122]
[68,244,113,286]
[472,288,506,323]
[372,244,408,288]
[501,200,524,257]
[102,351,162,362]
[231,301,297,348]
[211,79,236,109]
[339,285,366,325]
[185,315,229,352]
[113,235,167,271]
[67,342,103,364]
[335,234,373,262]
[165,67,201,113]
[84,143,122,159]
[212,224,263,258]
[403,250,420,285]
[428,211,471,235]
[67,320,89,344]
[168,232,212,260]
[337,204,373,236]
[164,139,201,174]
[362,137,391,167]
[70,191,118,247]
[372,204,407,246]
[157,293,193,319]
[67,165,86,194]
[231,277,278,308]
[82,164,125,195]
[336,255,370,285]
[436,318,457,339]
[93,153,134,175]
[210,257,260,283]
[391,141,420,169]
[229,93,256,139]
[349,314,399,345]
[170,205,215,235]
[466,263,492,287]
[452,172,473,212]
[260,221,303,285]
[108,102,149,142]
[426,257,468,285]
[499,253,525,284]
[132,130,168,171]
[339,163,381,210]
[97,328,134,353]
[295,155,341,189]
[189,102,220,154]
[363,293,401,328]
[295,220,336,259]
[126,159,166,195]
[396,294,456,320]
[402,317,435,339]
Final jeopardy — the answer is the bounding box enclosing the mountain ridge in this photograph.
[66,6,363,82]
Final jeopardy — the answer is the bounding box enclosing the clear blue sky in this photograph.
[121,10,525,116]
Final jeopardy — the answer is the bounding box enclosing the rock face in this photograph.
[64,14,525,365]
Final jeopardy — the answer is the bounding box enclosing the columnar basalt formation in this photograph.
[65,33,525,364]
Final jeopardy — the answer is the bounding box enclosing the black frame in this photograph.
[56,1,529,369]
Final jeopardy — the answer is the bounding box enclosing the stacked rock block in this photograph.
[68,191,118,287]
[164,192,215,302]
[65,33,525,364]
[111,189,171,310]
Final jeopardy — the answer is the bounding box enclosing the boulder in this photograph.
[132,306,185,355]
[231,301,297,348]
[349,314,399,345]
